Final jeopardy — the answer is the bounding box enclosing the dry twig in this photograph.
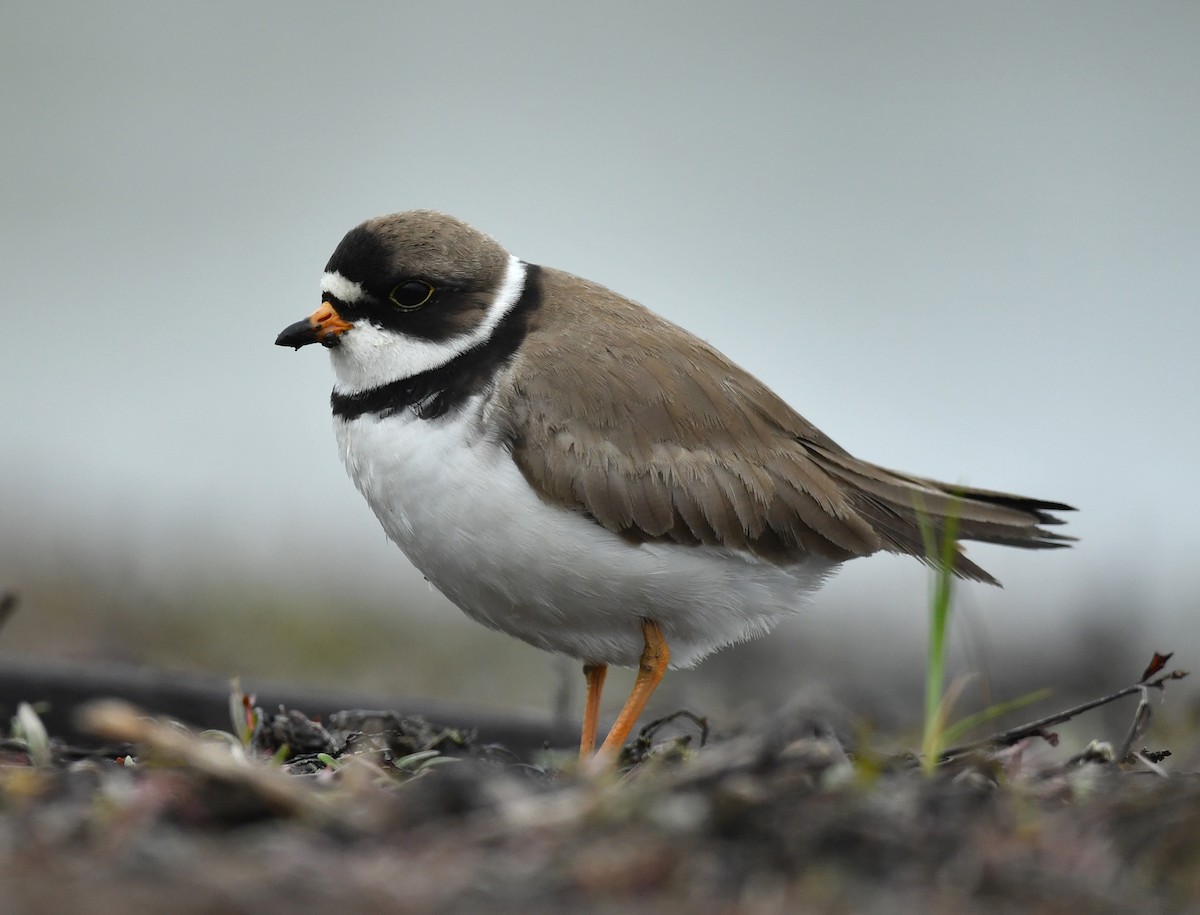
[940,657,1188,762]
[77,699,343,824]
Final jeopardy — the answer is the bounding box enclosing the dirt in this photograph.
[0,669,1197,915]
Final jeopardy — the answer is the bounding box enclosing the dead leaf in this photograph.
[1140,652,1173,683]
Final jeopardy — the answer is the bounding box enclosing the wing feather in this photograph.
[497,267,1072,580]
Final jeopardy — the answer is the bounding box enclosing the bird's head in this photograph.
[276,210,525,392]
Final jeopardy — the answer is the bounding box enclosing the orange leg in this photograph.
[592,620,670,767]
[580,662,608,759]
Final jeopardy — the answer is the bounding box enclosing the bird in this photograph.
[276,210,1073,767]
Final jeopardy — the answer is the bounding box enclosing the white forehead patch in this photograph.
[321,271,366,304]
[330,255,528,395]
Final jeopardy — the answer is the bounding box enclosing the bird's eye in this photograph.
[388,280,435,311]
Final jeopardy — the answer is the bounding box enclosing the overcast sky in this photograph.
[2,2,1197,649]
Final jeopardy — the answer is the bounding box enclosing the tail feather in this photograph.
[810,446,1076,585]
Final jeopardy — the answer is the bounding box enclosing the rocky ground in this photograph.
[0,654,1197,915]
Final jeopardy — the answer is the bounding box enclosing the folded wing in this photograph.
[497,269,1073,585]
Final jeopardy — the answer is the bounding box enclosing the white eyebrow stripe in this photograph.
[321,271,366,304]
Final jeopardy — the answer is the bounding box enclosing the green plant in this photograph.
[914,495,1055,773]
[915,496,960,775]
[392,749,459,775]
[13,702,51,767]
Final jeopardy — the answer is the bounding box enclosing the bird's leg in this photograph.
[580,662,608,759]
[592,619,670,766]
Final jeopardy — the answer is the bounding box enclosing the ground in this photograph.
[0,658,1196,915]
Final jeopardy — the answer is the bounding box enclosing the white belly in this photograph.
[335,396,837,668]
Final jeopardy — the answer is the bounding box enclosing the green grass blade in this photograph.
[915,492,961,776]
[941,687,1053,747]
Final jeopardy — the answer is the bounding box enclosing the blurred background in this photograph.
[2,1,1197,741]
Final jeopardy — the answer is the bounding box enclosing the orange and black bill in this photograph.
[276,301,353,349]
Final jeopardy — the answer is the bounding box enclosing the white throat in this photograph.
[327,255,527,395]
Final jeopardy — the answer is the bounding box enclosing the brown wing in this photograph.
[496,267,1073,584]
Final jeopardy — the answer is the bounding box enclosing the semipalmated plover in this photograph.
[277,211,1073,766]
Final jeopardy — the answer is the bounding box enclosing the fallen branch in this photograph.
[0,591,18,634]
[939,663,1188,762]
[77,699,342,824]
